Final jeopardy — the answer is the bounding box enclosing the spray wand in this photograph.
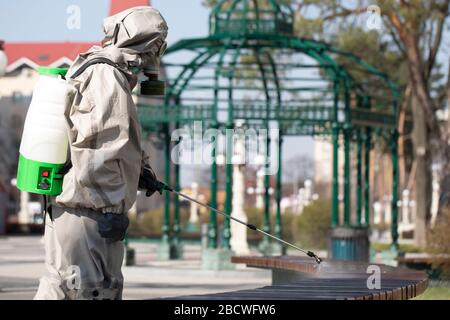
[150,180,322,264]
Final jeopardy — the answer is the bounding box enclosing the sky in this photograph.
[0,0,210,44]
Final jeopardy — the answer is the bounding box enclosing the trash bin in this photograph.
[330,226,370,262]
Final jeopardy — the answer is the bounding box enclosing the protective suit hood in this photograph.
[68,6,168,86]
[102,6,168,54]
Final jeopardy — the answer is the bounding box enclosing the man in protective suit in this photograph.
[34,6,168,300]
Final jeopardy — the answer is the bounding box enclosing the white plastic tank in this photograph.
[20,68,68,163]
[17,67,69,195]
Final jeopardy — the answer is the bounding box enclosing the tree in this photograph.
[203,0,450,247]
[292,0,450,247]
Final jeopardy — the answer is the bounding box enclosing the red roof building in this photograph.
[109,0,150,16]
[2,0,150,72]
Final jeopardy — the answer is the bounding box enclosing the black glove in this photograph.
[98,213,129,243]
[138,165,164,197]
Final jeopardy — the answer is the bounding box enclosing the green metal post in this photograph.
[275,134,283,240]
[162,125,171,245]
[208,127,218,249]
[206,40,230,251]
[343,81,351,226]
[343,127,351,226]
[356,129,363,226]
[222,42,244,250]
[331,80,340,227]
[172,157,182,257]
[262,135,271,245]
[364,128,371,226]
[255,49,272,253]
[223,124,233,249]
[390,129,399,250]
[332,125,340,227]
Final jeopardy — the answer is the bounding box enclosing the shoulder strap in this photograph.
[70,57,123,79]
[58,57,124,176]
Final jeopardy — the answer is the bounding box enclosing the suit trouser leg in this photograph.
[34,206,125,300]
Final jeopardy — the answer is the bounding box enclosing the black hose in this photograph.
[156,181,322,264]
[42,195,47,226]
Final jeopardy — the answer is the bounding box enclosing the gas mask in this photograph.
[129,41,167,96]
[141,42,167,96]
[102,6,169,96]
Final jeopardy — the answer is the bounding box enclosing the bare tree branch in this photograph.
[425,4,450,78]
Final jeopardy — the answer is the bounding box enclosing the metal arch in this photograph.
[210,0,243,35]
[263,50,282,107]
[139,1,402,259]
[269,0,294,21]
[254,48,272,106]
[264,36,391,123]
[282,47,344,133]
[299,37,400,107]
[243,0,249,28]
[165,50,208,104]
[251,0,260,23]
[166,34,399,114]
[329,51,400,119]
[209,0,227,33]
[211,0,227,17]
[328,47,400,95]
[225,0,243,22]
[167,36,358,97]
[286,38,365,100]
[164,49,213,103]
[158,34,399,131]
[172,51,219,101]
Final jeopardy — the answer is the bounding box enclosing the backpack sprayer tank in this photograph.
[16,67,69,196]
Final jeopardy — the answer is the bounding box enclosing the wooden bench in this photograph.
[397,253,450,280]
[170,256,428,300]
[397,253,450,265]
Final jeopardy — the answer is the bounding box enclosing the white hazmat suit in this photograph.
[34,6,168,300]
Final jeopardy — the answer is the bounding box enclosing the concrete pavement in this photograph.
[0,235,271,300]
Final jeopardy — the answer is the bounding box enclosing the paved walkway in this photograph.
[0,236,270,300]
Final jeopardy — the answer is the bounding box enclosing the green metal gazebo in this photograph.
[138,0,401,266]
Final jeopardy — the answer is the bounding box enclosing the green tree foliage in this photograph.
[293,0,450,247]
[427,208,450,254]
[292,199,331,250]
[426,208,450,279]
[204,0,450,247]
[129,207,190,236]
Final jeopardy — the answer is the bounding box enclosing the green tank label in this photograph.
[16,154,65,196]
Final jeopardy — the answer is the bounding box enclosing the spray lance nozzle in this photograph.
[142,174,322,264]
[307,251,323,264]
